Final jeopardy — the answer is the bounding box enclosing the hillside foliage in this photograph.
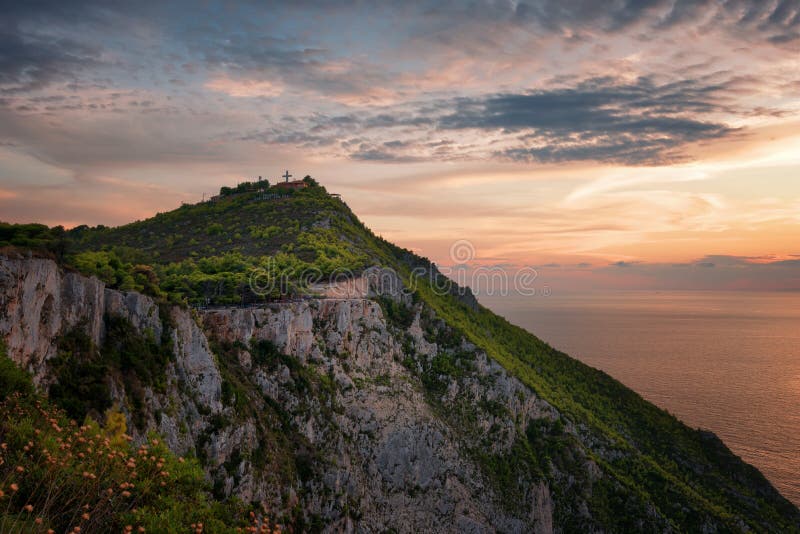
[0,347,280,533]
[2,178,799,531]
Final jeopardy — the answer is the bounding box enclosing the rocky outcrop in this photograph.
[0,256,104,383]
[308,266,411,304]
[104,290,162,341]
[0,255,564,532]
[203,300,550,531]
[170,308,223,413]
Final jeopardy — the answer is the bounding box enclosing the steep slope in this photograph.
[1,182,799,532]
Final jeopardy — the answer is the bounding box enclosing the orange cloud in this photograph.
[205,76,284,98]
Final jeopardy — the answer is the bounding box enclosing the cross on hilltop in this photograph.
[272,170,309,191]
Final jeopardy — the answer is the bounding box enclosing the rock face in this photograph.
[202,300,546,532]
[1,254,566,531]
[308,266,411,303]
[0,256,105,384]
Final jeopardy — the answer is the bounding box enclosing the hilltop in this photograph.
[68,178,421,305]
[1,179,799,532]
[71,176,367,263]
[2,178,411,305]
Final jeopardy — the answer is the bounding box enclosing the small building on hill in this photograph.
[273,179,308,190]
[273,170,309,190]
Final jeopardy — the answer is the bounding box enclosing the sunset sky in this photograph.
[2,1,799,290]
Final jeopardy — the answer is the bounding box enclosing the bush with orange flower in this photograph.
[0,349,282,533]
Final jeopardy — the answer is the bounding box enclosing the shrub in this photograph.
[206,223,224,236]
[377,296,415,329]
[0,341,33,399]
[48,328,111,422]
[69,250,146,293]
[0,393,281,533]
[0,223,69,259]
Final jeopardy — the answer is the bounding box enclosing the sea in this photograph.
[478,290,800,507]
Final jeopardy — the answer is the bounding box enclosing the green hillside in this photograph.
[59,179,402,305]
[2,179,799,531]
[71,178,360,263]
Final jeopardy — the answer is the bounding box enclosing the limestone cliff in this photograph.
[0,253,559,531]
[2,252,798,533]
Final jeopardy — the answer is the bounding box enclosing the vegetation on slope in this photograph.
[0,223,70,260]
[2,178,799,530]
[0,346,279,533]
[406,276,800,532]
[1,180,377,305]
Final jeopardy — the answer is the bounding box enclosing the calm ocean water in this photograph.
[479,290,800,507]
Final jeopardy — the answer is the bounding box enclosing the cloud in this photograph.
[439,76,738,164]
[204,76,283,98]
[453,254,800,292]
[3,0,798,100]
[402,0,800,48]
[194,28,399,104]
[0,103,235,171]
[0,23,102,93]
[0,188,17,200]
[594,254,800,290]
[348,147,422,163]
[245,75,742,165]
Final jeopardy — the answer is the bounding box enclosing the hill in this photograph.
[64,179,405,305]
[1,179,799,532]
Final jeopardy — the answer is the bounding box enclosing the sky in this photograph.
[1,0,800,291]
